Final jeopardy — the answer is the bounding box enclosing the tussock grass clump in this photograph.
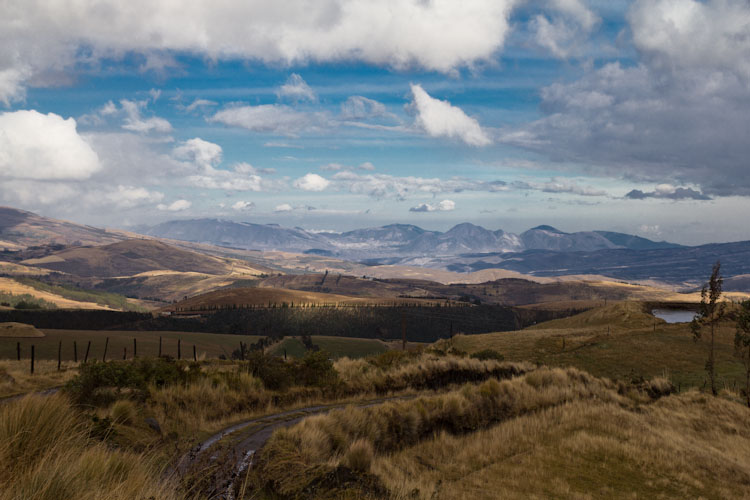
[0,393,180,500]
[344,439,374,473]
[109,399,137,425]
[335,353,534,394]
[249,367,623,497]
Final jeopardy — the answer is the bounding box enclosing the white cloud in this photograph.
[158,199,191,211]
[331,171,507,199]
[173,137,222,172]
[276,74,317,102]
[0,110,100,180]
[629,0,750,78]
[232,200,256,211]
[274,203,293,212]
[209,104,329,135]
[293,173,331,191]
[534,178,607,196]
[0,0,520,103]
[120,99,173,134]
[409,84,491,146]
[97,185,164,209]
[409,199,456,212]
[182,99,218,113]
[340,96,388,120]
[0,67,30,106]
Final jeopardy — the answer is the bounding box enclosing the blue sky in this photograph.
[1,0,749,244]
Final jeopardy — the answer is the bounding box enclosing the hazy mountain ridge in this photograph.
[141,218,680,259]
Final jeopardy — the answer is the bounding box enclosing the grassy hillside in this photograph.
[448,301,746,389]
[12,277,145,311]
[374,389,750,499]
[20,239,246,277]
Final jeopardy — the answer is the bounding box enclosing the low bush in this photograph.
[242,350,338,391]
[65,358,200,405]
[470,349,504,361]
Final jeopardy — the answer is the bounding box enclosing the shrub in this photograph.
[298,351,338,388]
[14,300,42,310]
[470,349,505,361]
[65,358,198,405]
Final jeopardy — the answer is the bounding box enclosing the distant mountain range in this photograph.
[3,207,750,289]
[142,219,681,260]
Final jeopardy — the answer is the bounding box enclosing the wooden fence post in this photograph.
[16,342,20,361]
[193,344,197,362]
[30,345,35,374]
[103,337,109,362]
[177,339,181,360]
[73,341,77,363]
[158,336,162,357]
[84,341,91,363]
[123,347,127,360]
[57,341,62,371]
[133,338,137,358]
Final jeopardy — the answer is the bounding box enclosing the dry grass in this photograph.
[247,367,633,497]
[0,359,79,399]
[0,393,181,500]
[0,322,44,338]
[334,354,533,394]
[375,390,750,499]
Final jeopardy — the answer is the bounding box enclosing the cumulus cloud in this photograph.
[293,173,331,191]
[157,199,191,211]
[0,0,519,103]
[120,99,173,134]
[629,0,750,78]
[410,84,491,146]
[409,199,456,212]
[502,0,750,197]
[232,200,256,211]
[274,203,293,212]
[172,138,223,172]
[0,110,100,180]
[276,74,317,102]
[625,185,710,201]
[503,57,750,196]
[209,104,329,135]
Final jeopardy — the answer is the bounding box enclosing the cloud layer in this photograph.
[0,0,519,104]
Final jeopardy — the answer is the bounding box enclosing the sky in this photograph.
[1,0,749,245]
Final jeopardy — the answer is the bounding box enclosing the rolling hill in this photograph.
[20,239,246,277]
[0,206,126,250]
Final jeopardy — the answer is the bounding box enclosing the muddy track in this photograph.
[173,397,411,500]
[0,386,61,405]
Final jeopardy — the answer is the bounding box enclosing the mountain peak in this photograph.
[529,225,564,233]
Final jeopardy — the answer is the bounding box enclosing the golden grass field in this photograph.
[0,277,112,310]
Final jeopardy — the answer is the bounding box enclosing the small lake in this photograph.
[651,309,696,324]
